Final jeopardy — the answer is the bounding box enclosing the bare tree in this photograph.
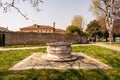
[0,0,43,19]
[90,0,120,43]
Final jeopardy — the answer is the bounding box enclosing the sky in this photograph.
[0,0,95,31]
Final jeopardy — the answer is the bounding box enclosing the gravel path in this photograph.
[0,46,47,51]
[91,43,120,51]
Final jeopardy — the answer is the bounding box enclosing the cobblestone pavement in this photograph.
[9,53,112,70]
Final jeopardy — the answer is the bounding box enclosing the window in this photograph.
[49,30,51,33]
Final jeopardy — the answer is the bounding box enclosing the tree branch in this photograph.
[0,0,43,19]
[98,6,106,13]
[0,0,2,7]
[12,6,29,20]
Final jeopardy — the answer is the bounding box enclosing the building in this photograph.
[20,24,54,33]
[0,27,9,32]
[20,23,66,34]
[0,27,9,46]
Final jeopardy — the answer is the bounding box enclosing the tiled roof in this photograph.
[20,24,66,33]
[0,27,9,32]
[20,24,53,30]
[55,29,66,32]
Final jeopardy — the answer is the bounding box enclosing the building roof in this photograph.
[55,29,66,33]
[20,24,66,33]
[0,27,9,32]
[20,24,53,30]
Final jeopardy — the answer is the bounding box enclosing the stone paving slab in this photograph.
[9,53,112,70]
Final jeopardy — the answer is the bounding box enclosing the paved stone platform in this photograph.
[9,53,112,70]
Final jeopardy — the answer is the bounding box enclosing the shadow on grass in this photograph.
[1,69,120,80]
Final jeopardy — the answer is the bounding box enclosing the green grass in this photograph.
[0,45,120,80]
[1,69,117,80]
[0,69,120,80]
[99,42,120,47]
[72,45,120,68]
[4,44,47,48]
[0,48,46,69]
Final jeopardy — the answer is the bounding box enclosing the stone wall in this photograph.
[1,32,87,46]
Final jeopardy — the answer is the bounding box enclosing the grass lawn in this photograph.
[99,42,120,47]
[0,48,46,69]
[0,45,120,80]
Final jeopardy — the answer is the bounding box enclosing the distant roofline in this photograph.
[20,24,53,29]
[0,27,9,32]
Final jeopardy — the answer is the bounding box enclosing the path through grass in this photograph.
[99,42,120,47]
[4,44,47,48]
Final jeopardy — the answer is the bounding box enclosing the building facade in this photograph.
[0,27,9,32]
[20,23,66,34]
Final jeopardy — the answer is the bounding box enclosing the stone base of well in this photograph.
[9,53,112,70]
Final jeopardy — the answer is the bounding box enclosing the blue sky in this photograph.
[0,0,95,31]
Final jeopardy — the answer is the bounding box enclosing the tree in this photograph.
[98,17,109,41]
[113,19,120,41]
[85,20,102,41]
[90,0,120,43]
[66,25,83,35]
[0,0,43,19]
[97,17,120,42]
[72,15,83,30]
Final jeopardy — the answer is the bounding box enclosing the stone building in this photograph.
[0,27,9,32]
[0,27,9,46]
[20,23,66,34]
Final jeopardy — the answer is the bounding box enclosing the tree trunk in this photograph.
[105,36,108,42]
[105,0,115,43]
[108,30,114,43]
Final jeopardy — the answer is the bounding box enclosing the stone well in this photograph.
[41,42,78,61]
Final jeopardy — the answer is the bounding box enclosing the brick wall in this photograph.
[1,32,87,46]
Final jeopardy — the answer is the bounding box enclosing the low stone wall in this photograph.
[1,32,87,46]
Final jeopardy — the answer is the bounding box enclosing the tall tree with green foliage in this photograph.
[85,20,102,40]
[66,25,83,35]
[72,15,83,30]
[98,17,109,41]
[90,0,120,43]
[66,15,84,35]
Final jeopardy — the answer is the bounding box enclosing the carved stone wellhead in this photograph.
[41,42,78,61]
